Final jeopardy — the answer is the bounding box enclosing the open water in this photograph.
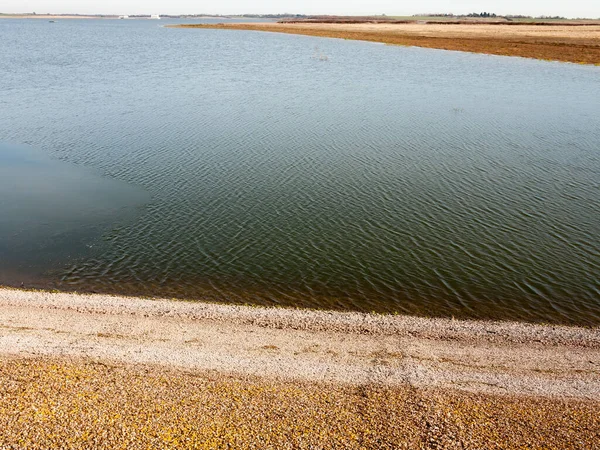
[1,18,599,324]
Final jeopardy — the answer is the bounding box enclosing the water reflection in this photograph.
[0,142,149,280]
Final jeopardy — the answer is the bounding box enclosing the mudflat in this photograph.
[173,22,600,65]
[0,287,599,448]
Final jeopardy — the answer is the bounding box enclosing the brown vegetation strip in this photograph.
[173,23,600,65]
[1,357,598,449]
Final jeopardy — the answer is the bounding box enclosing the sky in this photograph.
[2,1,599,19]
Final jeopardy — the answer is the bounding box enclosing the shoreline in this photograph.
[2,286,599,447]
[3,275,599,327]
[1,287,598,398]
[0,14,117,19]
[171,22,600,65]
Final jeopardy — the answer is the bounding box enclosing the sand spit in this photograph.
[1,287,599,399]
[172,22,600,65]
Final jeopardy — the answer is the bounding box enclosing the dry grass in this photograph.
[174,23,600,65]
[0,357,598,449]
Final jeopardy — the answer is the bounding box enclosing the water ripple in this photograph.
[0,18,599,325]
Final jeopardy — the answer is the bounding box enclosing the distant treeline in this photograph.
[235,14,307,18]
[8,12,592,21]
[137,12,580,21]
[466,12,498,18]
[416,13,569,20]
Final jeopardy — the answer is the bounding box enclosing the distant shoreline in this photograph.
[171,22,600,65]
[0,14,117,19]
[0,14,257,20]
[0,14,263,20]
[0,14,189,19]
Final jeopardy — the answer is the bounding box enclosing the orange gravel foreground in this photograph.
[1,357,599,449]
[173,22,600,65]
[1,288,599,448]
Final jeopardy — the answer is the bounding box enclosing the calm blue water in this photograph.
[1,18,599,324]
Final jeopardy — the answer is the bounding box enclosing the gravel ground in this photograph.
[0,357,598,449]
[0,287,599,448]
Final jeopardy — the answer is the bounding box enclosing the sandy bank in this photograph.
[172,22,600,65]
[1,287,598,399]
[2,287,599,447]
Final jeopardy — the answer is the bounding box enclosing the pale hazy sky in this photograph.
[2,1,599,19]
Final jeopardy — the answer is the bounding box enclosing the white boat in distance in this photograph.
[150,15,161,20]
